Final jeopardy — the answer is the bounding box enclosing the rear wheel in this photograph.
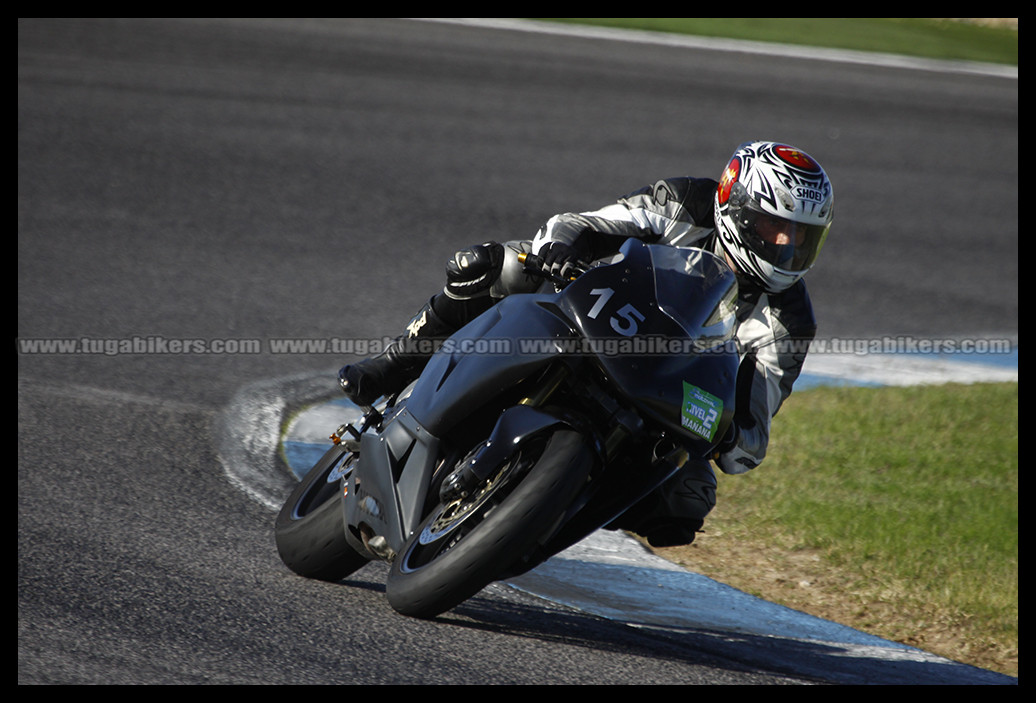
[385,430,593,618]
[275,444,369,581]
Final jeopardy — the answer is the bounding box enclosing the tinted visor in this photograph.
[737,205,830,272]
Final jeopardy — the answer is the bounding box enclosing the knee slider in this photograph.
[445,241,504,300]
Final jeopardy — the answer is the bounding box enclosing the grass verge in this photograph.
[536,18,1018,66]
[649,382,1018,677]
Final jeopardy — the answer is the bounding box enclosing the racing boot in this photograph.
[605,458,717,547]
[338,298,454,407]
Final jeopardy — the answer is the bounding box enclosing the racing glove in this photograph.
[711,422,740,461]
[538,241,584,280]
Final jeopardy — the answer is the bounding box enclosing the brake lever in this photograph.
[518,252,588,288]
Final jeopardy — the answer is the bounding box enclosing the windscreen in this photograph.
[648,245,738,349]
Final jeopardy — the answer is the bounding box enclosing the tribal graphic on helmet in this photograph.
[714,141,833,293]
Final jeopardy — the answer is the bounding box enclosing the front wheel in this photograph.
[275,444,369,582]
[385,430,594,618]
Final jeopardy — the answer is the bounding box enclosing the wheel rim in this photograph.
[291,451,356,521]
[397,436,547,573]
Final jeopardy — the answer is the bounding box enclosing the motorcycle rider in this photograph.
[339,140,833,548]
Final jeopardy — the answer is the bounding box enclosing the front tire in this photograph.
[385,430,594,618]
[275,444,369,582]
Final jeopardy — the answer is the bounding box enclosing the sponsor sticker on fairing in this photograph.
[681,382,723,441]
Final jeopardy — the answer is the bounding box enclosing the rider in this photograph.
[339,141,834,548]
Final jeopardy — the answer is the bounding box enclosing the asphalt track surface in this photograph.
[19,19,1017,685]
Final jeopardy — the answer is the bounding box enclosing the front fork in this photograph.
[439,363,595,502]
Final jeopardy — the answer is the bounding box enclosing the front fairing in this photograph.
[555,239,740,454]
[403,238,739,456]
[404,293,576,437]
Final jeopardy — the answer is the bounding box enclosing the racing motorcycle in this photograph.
[274,238,740,618]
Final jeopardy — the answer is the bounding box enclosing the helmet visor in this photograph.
[737,205,830,273]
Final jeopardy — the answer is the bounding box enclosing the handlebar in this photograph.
[518,251,589,287]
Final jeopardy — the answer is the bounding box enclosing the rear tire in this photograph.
[385,430,593,618]
[275,444,369,582]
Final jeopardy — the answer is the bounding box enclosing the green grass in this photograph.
[534,18,1018,66]
[708,382,1018,670]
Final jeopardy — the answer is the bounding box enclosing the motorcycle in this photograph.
[275,238,740,618]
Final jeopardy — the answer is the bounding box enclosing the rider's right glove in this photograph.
[711,422,740,461]
[538,241,583,280]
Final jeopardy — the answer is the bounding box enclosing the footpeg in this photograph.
[366,535,396,562]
